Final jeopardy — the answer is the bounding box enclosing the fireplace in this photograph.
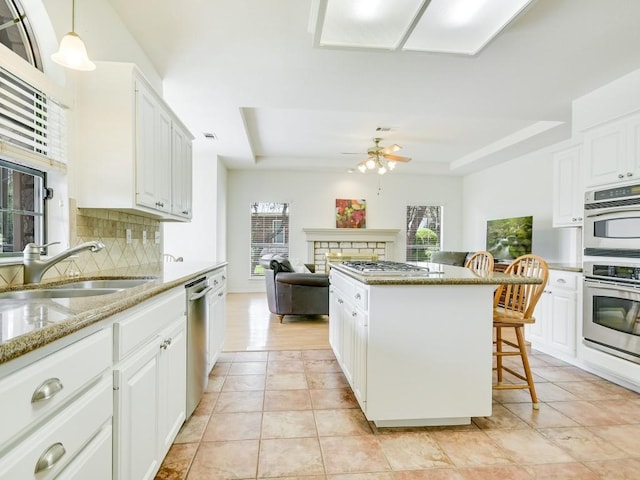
[303,228,400,273]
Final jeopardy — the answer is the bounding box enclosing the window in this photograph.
[406,205,442,262]
[250,202,289,276]
[0,158,45,255]
[0,0,42,70]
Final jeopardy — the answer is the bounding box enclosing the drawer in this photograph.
[209,269,227,291]
[0,376,112,480]
[548,271,578,291]
[113,287,185,361]
[56,424,112,480]
[0,329,112,448]
[353,285,368,312]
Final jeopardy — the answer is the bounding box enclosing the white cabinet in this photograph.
[76,62,193,221]
[583,113,640,187]
[553,145,584,227]
[171,125,193,219]
[207,268,227,372]
[328,273,368,408]
[113,288,186,480]
[0,329,113,480]
[528,270,579,359]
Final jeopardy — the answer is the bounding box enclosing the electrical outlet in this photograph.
[142,230,147,245]
[126,229,132,244]
[155,231,161,244]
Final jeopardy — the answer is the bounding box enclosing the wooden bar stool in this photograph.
[465,251,494,274]
[492,254,548,409]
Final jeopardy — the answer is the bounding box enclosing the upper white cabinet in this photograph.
[583,113,640,188]
[76,62,193,221]
[553,145,583,227]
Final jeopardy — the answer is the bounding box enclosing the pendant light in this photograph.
[51,0,95,71]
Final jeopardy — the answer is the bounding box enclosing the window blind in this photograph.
[0,66,66,162]
[250,202,289,276]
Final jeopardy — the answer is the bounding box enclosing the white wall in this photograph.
[462,144,579,264]
[227,170,463,292]
[163,144,221,262]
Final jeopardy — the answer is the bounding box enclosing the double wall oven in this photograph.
[583,183,640,363]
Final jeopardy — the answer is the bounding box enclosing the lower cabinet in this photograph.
[113,288,187,480]
[329,275,368,409]
[207,268,227,373]
[528,270,580,359]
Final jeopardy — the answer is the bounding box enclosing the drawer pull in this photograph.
[355,293,361,300]
[34,442,66,473]
[31,378,64,403]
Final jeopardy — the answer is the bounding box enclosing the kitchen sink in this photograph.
[52,278,156,289]
[0,288,123,300]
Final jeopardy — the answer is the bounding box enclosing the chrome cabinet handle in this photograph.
[352,311,357,317]
[618,173,625,179]
[182,210,189,215]
[355,293,361,300]
[155,201,165,207]
[217,291,224,297]
[628,172,633,177]
[34,442,65,473]
[31,378,64,403]
[338,298,344,304]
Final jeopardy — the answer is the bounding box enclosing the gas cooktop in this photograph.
[339,261,442,276]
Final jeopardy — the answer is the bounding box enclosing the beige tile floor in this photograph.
[156,293,640,479]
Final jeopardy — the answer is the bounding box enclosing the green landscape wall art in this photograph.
[485,215,533,261]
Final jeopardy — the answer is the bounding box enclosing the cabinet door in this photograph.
[628,116,640,180]
[341,299,356,385]
[553,146,583,227]
[584,120,627,187]
[172,126,193,219]
[208,286,227,372]
[114,338,161,480]
[135,80,160,209]
[528,290,550,344]
[158,317,187,457]
[548,289,577,355]
[135,80,171,213]
[329,288,345,364]
[351,309,368,407]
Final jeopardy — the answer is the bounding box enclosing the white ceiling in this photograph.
[107,0,640,176]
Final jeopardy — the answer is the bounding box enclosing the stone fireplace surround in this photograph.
[303,228,400,273]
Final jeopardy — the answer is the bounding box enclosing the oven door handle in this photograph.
[584,278,640,293]
[585,207,640,218]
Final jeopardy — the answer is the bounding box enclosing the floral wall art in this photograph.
[336,198,366,228]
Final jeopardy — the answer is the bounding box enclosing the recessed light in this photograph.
[376,126,392,132]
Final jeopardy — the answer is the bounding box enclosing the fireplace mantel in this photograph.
[303,228,400,242]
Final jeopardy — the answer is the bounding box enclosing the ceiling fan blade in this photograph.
[379,143,401,155]
[384,154,411,163]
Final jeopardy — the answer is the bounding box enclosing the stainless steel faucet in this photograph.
[23,241,106,284]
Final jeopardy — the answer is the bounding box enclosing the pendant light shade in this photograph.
[51,0,95,71]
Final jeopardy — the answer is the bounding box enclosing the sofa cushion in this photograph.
[271,255,295,273]
[276,273,330,287]
[430,251,469,266]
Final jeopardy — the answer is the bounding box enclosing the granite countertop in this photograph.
[331,262,544,286]
[0,261,227,365]
[548,263,583,273]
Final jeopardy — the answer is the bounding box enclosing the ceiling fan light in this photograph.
[378,166,387,175]
[365,158,376,169]
[387,160,396,170]
[357,163,367,173]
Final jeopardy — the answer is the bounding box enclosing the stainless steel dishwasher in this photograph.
[185,276,213,418]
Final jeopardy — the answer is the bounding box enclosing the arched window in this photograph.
[0,0,42,71]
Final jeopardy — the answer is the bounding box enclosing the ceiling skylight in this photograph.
[313,0,535,55]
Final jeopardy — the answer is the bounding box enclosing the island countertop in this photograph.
[0,261,227,366]
[330,262,544,286]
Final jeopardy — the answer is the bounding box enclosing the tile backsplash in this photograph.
[0,200,162,287]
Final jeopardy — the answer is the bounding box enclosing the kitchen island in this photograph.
[329,261,541,427]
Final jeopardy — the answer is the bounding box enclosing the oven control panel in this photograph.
[589,264,640,281]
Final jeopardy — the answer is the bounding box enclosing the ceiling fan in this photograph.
[357,138,411,175]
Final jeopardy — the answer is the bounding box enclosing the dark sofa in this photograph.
[429,251,473,266]
[259,254,329,323]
